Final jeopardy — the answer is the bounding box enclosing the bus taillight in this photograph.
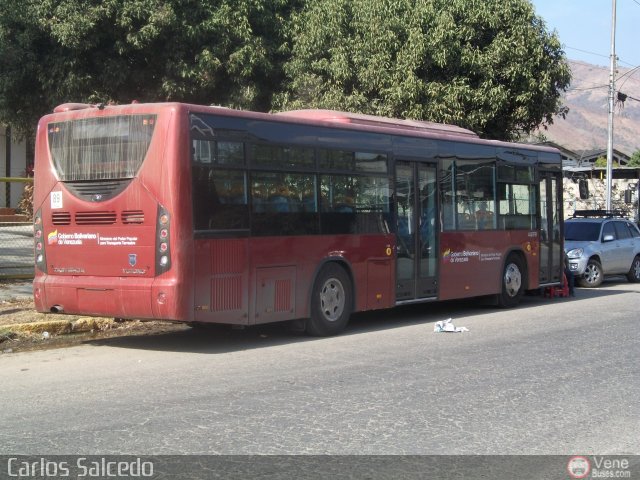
[34,210,47,273]
[156,206,171,274]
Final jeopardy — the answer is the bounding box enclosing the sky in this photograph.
[530,0,640,69]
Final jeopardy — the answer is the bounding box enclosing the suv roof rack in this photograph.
[571,209,627,218]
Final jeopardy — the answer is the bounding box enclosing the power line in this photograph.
[567,84,608,92]
[617,64,640,91]
[563,45,638,69]
[564,45,610,61]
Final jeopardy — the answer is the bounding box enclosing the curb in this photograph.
[1,318,117,336]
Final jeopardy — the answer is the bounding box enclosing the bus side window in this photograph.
[208,170,249,230]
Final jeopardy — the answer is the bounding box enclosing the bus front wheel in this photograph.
[307,264,353,336]
[497,254,525,308]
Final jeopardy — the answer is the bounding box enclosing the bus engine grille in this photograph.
[75,211,117,225]
[52,212,71,225]
[50,211,146,225]
[122,210,145,224]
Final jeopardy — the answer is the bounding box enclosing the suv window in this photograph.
[601,222,616,240]
[614,221,632,239]
[564,222,601,241]
[627,222,640,238]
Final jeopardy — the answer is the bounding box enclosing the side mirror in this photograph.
[602,234,615,242]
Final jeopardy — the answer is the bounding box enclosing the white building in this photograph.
[0,125,29,210]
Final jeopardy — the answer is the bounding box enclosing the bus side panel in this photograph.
[250,234,394,325]
[193,238,250,325]
[191,234,394,326]
[438,231,537,300]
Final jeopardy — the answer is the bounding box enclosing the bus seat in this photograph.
[458,213,474,230]
[476,209,493,229]
[334,203,355,213]
[252,197,266,212]
[269,195,290,212]
[302,196,316,212]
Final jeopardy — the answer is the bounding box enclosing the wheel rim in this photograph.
[504,263,522,298]
[584,263,601,285]
[320,277,345,322]
[633,259,640,280]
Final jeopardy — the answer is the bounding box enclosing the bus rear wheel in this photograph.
[306,264,352,336]
[497,254,525,308]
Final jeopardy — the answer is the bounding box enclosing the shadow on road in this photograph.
[84,282,635,354]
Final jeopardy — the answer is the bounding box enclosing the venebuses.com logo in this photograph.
[567,456,632,479]
[567,456,591,479]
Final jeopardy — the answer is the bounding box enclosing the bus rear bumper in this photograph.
[33,275,189,321]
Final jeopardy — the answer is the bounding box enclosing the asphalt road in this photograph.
[1,281,638,456]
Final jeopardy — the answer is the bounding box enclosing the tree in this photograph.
[276,0,571,141]
[0,0,300,136]
[628,150,640,167]
[594,156,619,168]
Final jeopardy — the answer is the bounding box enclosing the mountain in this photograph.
[533,60,640,156]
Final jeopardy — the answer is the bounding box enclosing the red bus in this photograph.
[33,103,564,335]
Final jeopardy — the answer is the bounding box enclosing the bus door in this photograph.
[395,161,438,301]
[538,171,563,284]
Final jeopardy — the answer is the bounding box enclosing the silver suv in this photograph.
[564,212,640,288]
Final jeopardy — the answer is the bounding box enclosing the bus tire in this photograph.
[306,263,352,336]
[497,254,525,308]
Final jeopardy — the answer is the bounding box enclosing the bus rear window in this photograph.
[48,115,156,181]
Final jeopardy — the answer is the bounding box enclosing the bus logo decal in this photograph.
[47,230,58,245]
[128,254,137,266]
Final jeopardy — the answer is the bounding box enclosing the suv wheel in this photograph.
[627,255,640,283]
[578,258,603,288]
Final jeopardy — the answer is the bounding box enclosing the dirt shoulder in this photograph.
[0,296,185,354]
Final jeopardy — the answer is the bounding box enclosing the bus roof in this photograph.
[275,109,479,138]
[47,102,561,155]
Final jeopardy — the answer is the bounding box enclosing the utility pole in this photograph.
[606,0,617,211]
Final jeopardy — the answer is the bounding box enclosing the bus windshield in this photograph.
[48,114,157,181]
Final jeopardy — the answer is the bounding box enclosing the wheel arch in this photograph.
[308,257,356,314]
[501,248,528,290]
[588,253,602,265]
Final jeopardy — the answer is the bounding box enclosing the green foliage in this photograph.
[276,0,571,140]
[594,156,619,168]
[594,157,606,167]
[0,0,301,136]
[628,151,640,167]
[0,0,571,142]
